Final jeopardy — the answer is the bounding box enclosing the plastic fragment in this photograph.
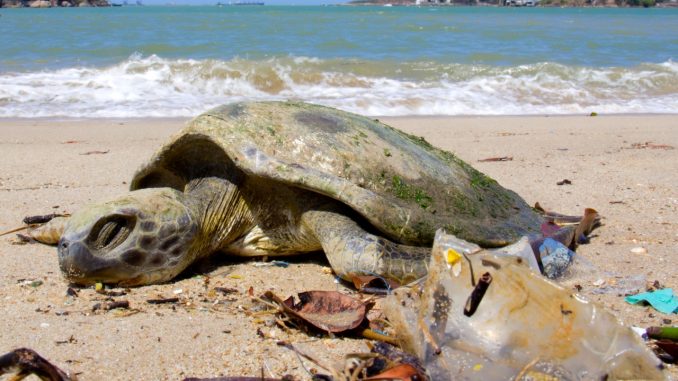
[489,236,540,273]
[632,326,649,340]
[350,275,399,294]
[625,289,678,314]
[252,260,289,268]
[446,248,463,277]
[647,326,678,341]
[655,340,678,363]
[631,246,648,255]
[538,238,575,279]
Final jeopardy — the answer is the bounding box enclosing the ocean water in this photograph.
[1,6,677,117]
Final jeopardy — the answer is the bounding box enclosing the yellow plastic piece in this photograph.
[446,249,463,276]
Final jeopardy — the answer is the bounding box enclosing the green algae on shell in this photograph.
[131,101,542,246]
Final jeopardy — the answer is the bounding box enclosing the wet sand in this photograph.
[0,115,676,379]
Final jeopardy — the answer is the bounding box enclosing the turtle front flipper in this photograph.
[302,208,430,284]
[28,216,69,245]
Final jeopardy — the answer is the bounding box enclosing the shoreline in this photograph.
[2,112,678,122]
[1,114,676,379]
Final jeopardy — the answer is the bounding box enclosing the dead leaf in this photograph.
[556,179,572,185]
[264,290,367,333]
[183,378,283,381]
[573,208,600,243]
[369,342,428,380]
[364,363,424,381]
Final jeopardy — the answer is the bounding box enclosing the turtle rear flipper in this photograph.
[303,208,429,284]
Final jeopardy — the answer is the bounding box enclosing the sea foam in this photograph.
[0,54,677,118]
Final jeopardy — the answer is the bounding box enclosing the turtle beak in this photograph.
[57,231,133,286]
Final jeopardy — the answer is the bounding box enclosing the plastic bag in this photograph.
[382,230,666,380]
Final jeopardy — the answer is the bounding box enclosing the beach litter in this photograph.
[625,288,678,314]
[184,341,428,381]
[633,327,678,364]
[91,300,130,312]
[146,297,180,305]
[629,142,675,150]
[0,347,73,381]
[350,275,400,295]
[631,246,648,255]
[252,260,290,268]
[382,229,667,380]
[648,326,678,341]
[79,149,110,155]
[478,156,513,162]
[538,238,575,279]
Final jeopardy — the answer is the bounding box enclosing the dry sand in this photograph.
[0,115,676,379]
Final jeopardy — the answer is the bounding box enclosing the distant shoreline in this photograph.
[347,0,676,7]
[3,2,678,5]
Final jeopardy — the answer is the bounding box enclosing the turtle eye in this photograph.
[88,215,136,251]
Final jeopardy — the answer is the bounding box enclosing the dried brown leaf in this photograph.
[364,364,424,381]
[264,290,366,333]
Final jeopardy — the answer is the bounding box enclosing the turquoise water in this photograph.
[1,6,677,116]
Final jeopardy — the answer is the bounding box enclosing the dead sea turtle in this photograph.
[56,101,543,286]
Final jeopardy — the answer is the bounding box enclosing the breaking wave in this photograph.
[1,54,677,118]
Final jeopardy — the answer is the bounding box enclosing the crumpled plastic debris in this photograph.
[538,238,575,279]
[590,273,647,295]
[382,229,667,380]
[625,288,678,314]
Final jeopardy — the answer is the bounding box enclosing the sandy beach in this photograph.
[0,114,676,379]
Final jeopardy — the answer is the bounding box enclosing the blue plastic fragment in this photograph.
[625,288,678,314]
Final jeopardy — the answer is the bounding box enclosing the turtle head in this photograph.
[58,188,199,286]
